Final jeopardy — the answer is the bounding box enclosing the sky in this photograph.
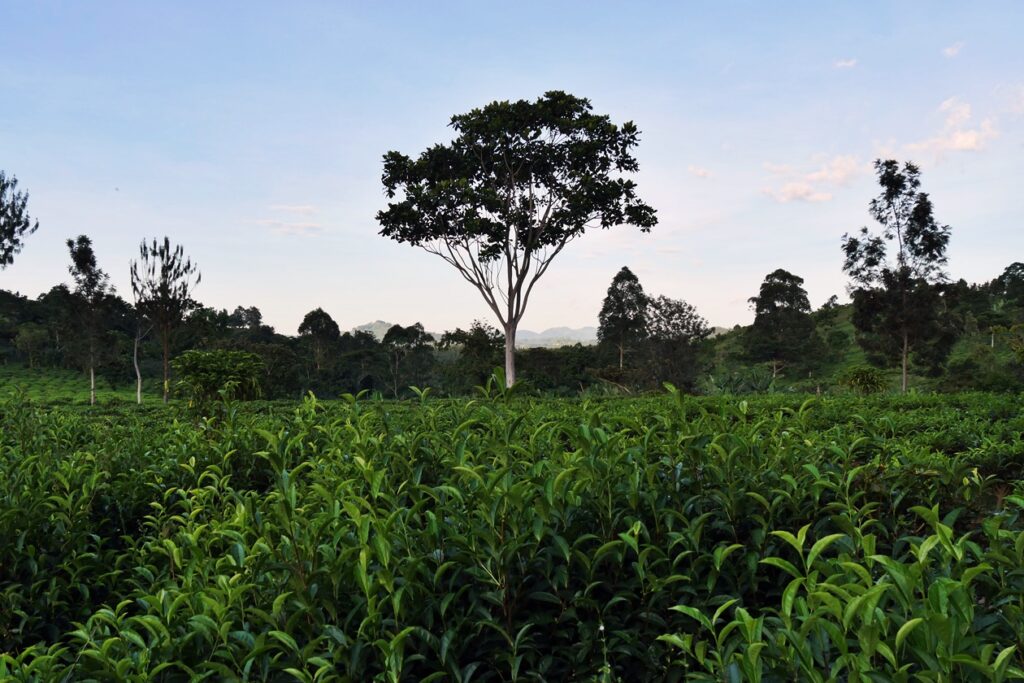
[2,1,1022,335]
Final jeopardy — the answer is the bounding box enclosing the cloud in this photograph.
[762,155,865,203]
[943,41,965,58]
[255,219,325,236]
[905,96,997,157]
[805,155,863,185]
[687,165,712,179]
[833,58,857,69]
[768,182,832,203]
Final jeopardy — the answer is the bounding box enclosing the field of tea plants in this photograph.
[2,389,1024,681]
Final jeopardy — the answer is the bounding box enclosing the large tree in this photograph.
[842,159,952,392]
[744,268,816,377]
[67,235,113,405]
[598,266,649,369]
[377,91,657,386]
[130,237,201,403]
[0,171,39,268]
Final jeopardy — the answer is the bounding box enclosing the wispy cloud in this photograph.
[905,96,997,157]
[687,165,712,179]
[943,41,965,58]
[256,219,325,237]
[833,58,857,69]
[767,182,833,203]
[268,204,317,215]
[762,155,865,203]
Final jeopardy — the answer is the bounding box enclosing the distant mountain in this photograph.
[351,321,598,348]
[516,326,598,348]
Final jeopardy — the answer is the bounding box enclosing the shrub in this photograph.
[171,348,264,408]
[838,364,888,394]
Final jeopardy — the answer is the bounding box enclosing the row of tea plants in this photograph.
[2,387,1023,680]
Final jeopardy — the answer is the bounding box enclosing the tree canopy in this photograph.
[744,268,816,375]
[598,266,649,369]
[377,91,656,385]
[0,171,39,269]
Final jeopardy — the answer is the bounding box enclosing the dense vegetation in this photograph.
[2,388,1023,680]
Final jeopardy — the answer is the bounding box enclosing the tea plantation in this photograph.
[2,389,1024,681]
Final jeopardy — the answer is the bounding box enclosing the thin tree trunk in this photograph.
[504,325,516,387]
[133,331,143,404]
[901,330,909,393]
[618,343,624,370]
[162,331,170,404]
[90,364,96,406]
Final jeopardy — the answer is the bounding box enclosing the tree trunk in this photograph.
[162,332,170,404]
[618,343,624,370]
[901,329,909,393]
[133,331,143,404]
[504,325,516,387]
[89,364,96,406]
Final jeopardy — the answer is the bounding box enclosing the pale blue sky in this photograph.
[2,2,1022,334]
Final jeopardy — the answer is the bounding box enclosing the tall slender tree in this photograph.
[377,91,657,386]
[67,235,113,405]
[130,237,201,403]
[0,171,39,269]
[598,266,649,369]
[842,159,952,392]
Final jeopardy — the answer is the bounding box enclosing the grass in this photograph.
[0,363,164,404]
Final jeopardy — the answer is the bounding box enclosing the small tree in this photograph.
[377,91,657,387]
[744,269,816,378]
[298,308,341,372]
[14,323,48,368]
[67,235,113,405]
[382,323,434,398]
[842,160,952,392]
[130,237,201,403]
[645,295,711,390]
[598,266,649,369]
[439,320,504,392]
[0,171,39,269]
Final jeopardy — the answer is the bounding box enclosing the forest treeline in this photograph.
[1,256,1021,400]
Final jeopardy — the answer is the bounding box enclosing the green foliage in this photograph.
[3,391,1024,679]
[838,364,889,394]
[171,349,264,408]
[744,268,818,372]
[842,160,955,391]
[598,266,649,369]
[377,91,657,385]
[0,170,39,269]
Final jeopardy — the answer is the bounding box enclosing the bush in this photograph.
[837,364,888,394]
[172,349,264,408]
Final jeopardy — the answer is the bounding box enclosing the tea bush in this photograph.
[1,389,1023,680]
